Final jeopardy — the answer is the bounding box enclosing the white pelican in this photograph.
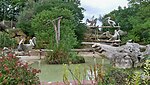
[106,17,116,27]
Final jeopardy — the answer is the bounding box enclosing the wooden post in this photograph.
[51,21,58,46]
[57,16,62,42]
[39,49,42,59]
[94,29,96,40]
[51,16,62,47]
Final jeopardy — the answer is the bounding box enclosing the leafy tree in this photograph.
[28,1,85,64]
[17,0,86,64]
[103,6,137,32]
[31,8,77,50]
[127,0,150,44]
[104,0,150,44]
[17,0,85,46]
[0,0,26,21]
[17,8,34,36]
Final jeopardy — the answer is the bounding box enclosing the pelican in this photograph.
[106,17,116,27]
[17,37,36,56]
[86,16,97,26]
[31,37,36,47]
[109,30,120,40]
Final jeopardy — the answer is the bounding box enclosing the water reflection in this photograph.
[31,57,110,82]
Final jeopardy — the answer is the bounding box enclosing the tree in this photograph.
[31,8,85,64]
[31,8,77,50]
[17,0,85,46]
[0,0,26,21]
[104,0,150,44]
[17,0,86,64]
[127,0,150,44]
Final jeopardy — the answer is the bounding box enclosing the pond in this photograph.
[31,56,111,82]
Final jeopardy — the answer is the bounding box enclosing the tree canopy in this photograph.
[17,0,85,47]
[31,8,78,50]
[104,0,150,44]
[0,0,27,21]
[16,0,86,64]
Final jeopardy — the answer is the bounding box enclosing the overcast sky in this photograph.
[80,0,128,24]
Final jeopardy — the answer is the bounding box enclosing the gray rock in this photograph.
[92,42,149,68]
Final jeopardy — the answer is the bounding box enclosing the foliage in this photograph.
[63,64,70,85]
[31,8,77,48]
[69,52,85,64]
[143,59,150,84]
[45,50,85,64]
[17,0,85,45]
[103,6,136,32]
[128,1,150,44]
[17,0,86,64]
[31,8,85,64]
[74,23,86,48]
[33,0,84,21]
[62,64,110,85]
[17,8,35,36]
[63,64,84,85]
[104,1,150,44]
[0,54,40,84]
[62,62,150,85]
[0,32,16,48]
[103,64,149,85]
[0,0,27,21]
[45,49,69,64]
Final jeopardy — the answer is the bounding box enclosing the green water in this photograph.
[31,57,111,82]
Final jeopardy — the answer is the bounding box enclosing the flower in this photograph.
[0,73,2,77]
[7,53,13,57]
[0,54,40,84]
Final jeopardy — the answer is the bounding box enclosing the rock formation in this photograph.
[92,42,149,68]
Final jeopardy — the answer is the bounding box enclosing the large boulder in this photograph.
[92,42,148,68]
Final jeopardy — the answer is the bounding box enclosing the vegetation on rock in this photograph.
[0,32,16,48]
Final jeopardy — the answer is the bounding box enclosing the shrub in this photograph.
[62,63,150,85]
[0,54,40,84]
[46,49,69,64]
[17,9,35,36]
[69,52,85,64]
[45,50,85,64]
[0,32,16,48]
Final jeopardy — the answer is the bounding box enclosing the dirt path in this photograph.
[78,52,100,58]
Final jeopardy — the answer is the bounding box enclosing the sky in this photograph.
[80,0,128,25]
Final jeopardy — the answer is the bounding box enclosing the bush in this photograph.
[46,50,85,64]
[46,49,69,64]
[0,54,40,84]
[102,66,150,85]
[0,32,16,48]
[62,62,150,85]
[17,9,35,36]
[69,52,85,64]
